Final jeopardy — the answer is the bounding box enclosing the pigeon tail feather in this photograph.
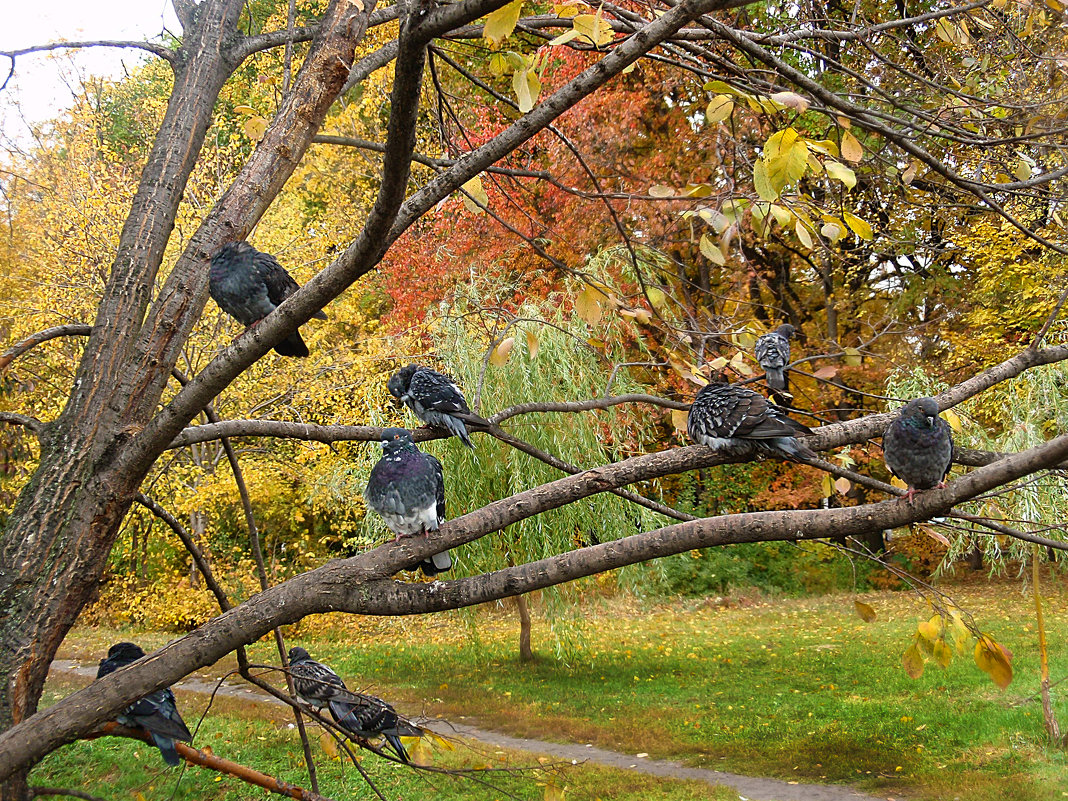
[419,549,453,576]
[274,330,310,357]
[384,733,411,763]
[764,366,786,391]
[150,733,181,767]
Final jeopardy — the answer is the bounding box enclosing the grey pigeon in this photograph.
[209,241,327,357]
[288,646,420,762]
[96,642,192,766]
[883,397,953,501]
[364,428,453,576]
[688,376,815,462]
[754,324,796,396]
[387,364,490,448]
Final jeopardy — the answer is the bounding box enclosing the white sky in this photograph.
[1,0,181,145]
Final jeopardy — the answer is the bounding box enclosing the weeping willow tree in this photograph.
[335,281,673,660]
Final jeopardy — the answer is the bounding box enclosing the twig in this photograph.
[0,324,92,371]
[87,723,334,801]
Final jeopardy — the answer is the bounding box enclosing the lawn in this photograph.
[39,572,1068,800]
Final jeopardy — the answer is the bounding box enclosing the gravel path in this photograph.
[49,660,890,801]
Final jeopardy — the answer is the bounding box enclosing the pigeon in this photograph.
[754,324,796,398]
[883,397,953,501]
[687,377,815,462]
[96,642,192,766]
[387,364,490,448]
[288,646,420,762]
[209,241,327,357]
[364,427,453,576]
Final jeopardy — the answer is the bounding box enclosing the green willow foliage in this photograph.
[886,366,1068,573]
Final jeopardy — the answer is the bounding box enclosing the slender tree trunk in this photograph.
[1032,549,1062,744]
[516,594,534,662]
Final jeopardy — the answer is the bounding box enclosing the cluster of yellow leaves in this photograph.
[899,610,1013,690]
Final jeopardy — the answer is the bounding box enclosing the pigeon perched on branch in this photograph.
[364,427,453,576]
[883,397,953,501]
[209,241,327,357]
[287,646,420,762]
[387,364,490,448]
[687,377,815,462]
[754,324,796,399]
[96,642,192,766]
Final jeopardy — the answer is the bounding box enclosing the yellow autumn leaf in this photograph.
[483,0,524,45]
[489,337,515,366]
[699,234,726,265]
[513,66,541,113]
[854,600,876,623]
[706,95,734,124]
[461,176,490,212]
[243,116,268,142]
[933,639,953,668]
[575,286,605,325]
[974,636,1013,689]
[525,329,539,359]
[821,473,835,498]
[319,731,339,759]
[941,408,963,432]
[902,642,925,679]
[834,477,851,494]
[842,210,873,240]
[671,409,689,433]
[840,130,864,163]
[825,160,856,189]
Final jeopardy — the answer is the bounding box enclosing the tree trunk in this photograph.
[516,594,534,662]
[0,15,244,801]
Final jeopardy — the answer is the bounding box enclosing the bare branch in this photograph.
[0,40,175,64]
[0,324,91,371]
[0,412,42,434]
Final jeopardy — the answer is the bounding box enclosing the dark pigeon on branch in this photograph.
[209,241,327,357]
[96,642,192,767]
[387,364,490,449]
[754,324,796,400]
[883,397,953,501]
[287,646,420,762]
[687,376,815,462]
[364,427,453,576]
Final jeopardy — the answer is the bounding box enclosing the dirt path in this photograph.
[49,660,889,801]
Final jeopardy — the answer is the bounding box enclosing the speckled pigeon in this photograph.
[687,377,815,462]
[96,642,192,766]
[387,364,490,448]
[288,646,420,762]
[364,427,453,576]
[209,241,327,357]
[754,324,796,397]
[883,397,953,501]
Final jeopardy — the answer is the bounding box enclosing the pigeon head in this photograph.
[107,642,146,662]
[211,241,251,266]
[775,323,796,340]
[387,365,419,401]
[378,427,418,455]
[902,397,941,428]
[288,646,311,664]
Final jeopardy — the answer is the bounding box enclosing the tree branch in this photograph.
[0,324,92,371]
[1,40,175,64]
[89,723,334,800]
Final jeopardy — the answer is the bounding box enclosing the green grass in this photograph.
[42,575,1068,800]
